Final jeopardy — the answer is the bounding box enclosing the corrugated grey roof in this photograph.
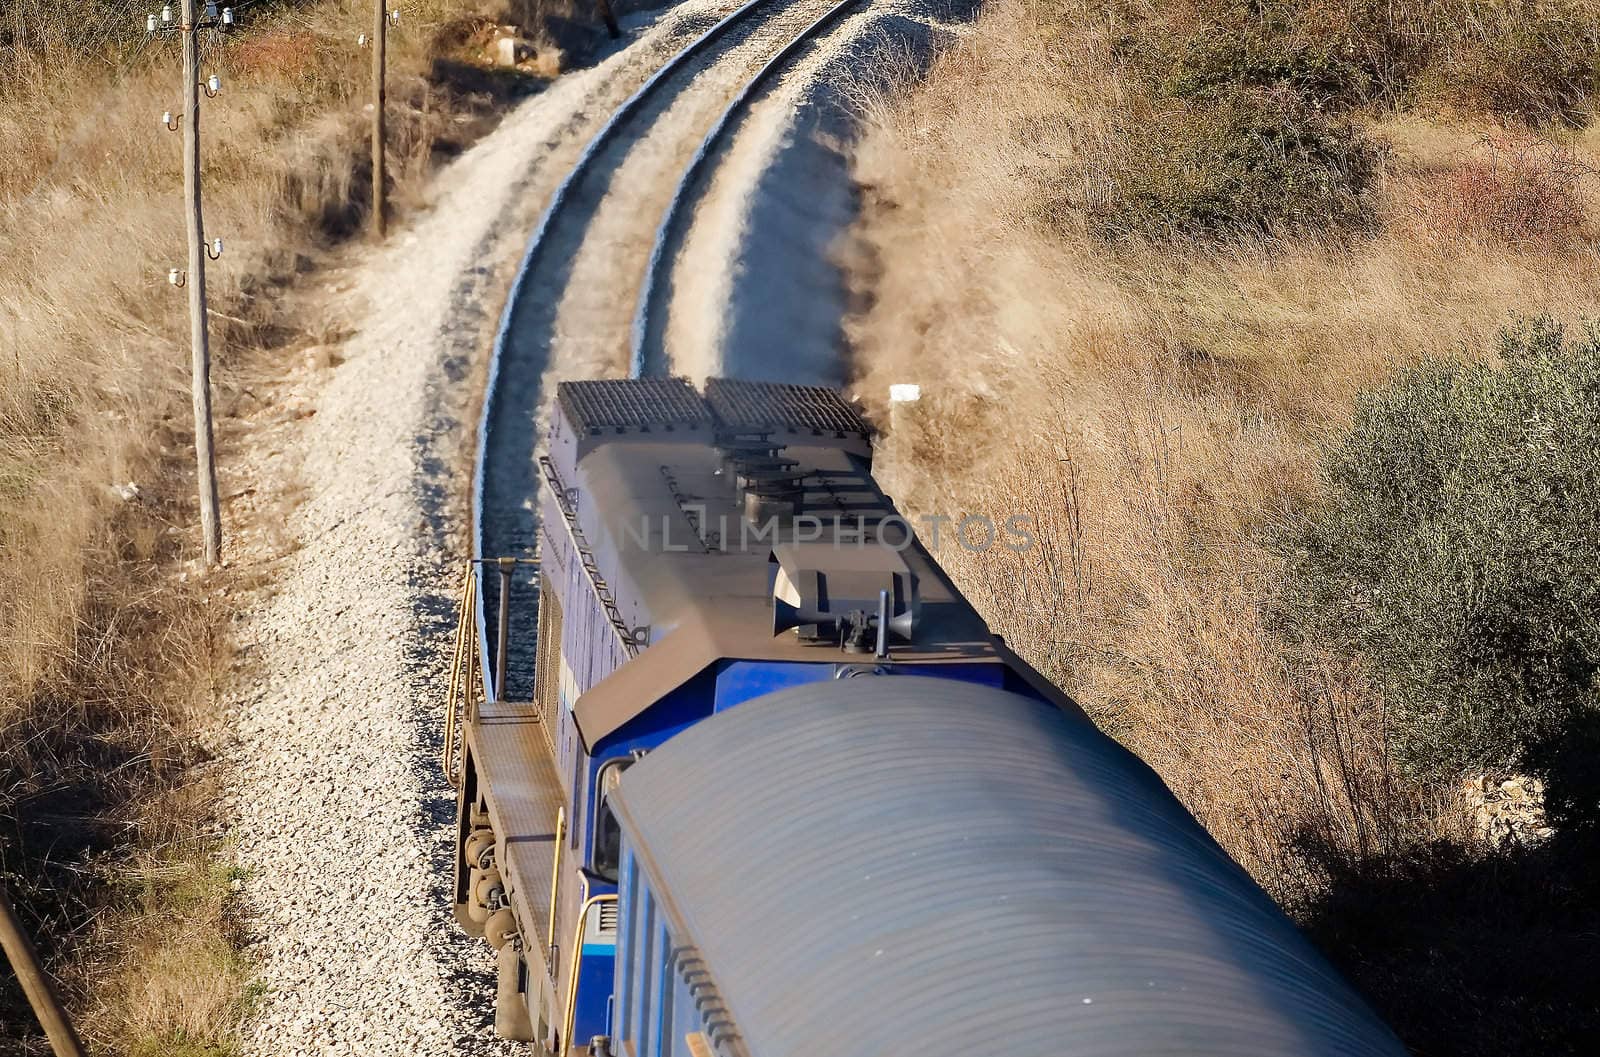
[558,377,710,433]
[610,679,1406,1057]
[704,377,871,437]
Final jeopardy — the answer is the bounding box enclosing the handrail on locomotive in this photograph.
[443,555,539,789]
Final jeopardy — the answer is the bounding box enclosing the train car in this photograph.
[447,377,1404,1056]
[607,679,1407,1057]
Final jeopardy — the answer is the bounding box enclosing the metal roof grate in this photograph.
[705,379,871,437]
[558,378,711,433]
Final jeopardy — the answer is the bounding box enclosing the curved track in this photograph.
[629,0,860,377]
[472,0,868,696]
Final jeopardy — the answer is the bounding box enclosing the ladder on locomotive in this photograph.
[539,454,642,659]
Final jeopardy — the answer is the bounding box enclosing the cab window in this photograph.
[590,756,634,882]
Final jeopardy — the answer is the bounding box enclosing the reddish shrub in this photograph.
[228,29,322,83]
[1427,136,1593,246]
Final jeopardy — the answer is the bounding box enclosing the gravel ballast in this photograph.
[221,1,977,1051]
[221,8,736,1053]
[663,0,981,384]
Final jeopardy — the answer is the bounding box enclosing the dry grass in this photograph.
[846,0,1600,1050]
[0,0,590,1051]
[87,782,257,1057]
[0,0,558,708]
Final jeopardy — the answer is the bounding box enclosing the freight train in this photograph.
[446,376,1406,1057]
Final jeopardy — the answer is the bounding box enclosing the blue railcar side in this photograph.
[613,850,709,1057]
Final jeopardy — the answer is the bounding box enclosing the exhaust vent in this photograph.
[769,542,920,654]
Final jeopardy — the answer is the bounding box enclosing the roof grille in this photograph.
[705,379,871,437]
[558,378,711,434]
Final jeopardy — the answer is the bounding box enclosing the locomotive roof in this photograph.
[609,679,1407,1057]
[547,379,1009,749]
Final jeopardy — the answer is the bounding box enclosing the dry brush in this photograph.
[846,0,1600,1051]
[0,0,593,1051]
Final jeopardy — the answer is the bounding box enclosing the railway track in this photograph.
[195,4,970,1052]
[629,0,860,377]
[474,0,868,697]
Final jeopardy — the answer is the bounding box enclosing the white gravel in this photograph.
[218,7,737,1054]
[664,0,981,384]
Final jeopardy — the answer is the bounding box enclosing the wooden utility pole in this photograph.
[181,0,222,566]
[0,885,89,1057]
[371,0,387,238]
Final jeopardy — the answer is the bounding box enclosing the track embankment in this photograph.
[654,0,982,385]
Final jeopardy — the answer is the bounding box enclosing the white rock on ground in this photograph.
[220,6,737,1054]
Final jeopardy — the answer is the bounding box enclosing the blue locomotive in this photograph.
[448,377,1405,1057]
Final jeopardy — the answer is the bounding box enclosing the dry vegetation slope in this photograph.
[0,0,594,1052]
[848,1,1600,1054]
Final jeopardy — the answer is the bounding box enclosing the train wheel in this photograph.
[464,827,496,871]
[453,758,488,937]
[470,867,504,923]
[484,908,518,951]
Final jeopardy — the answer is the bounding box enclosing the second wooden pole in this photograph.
[372,0,387,238]
[182,0,222,566]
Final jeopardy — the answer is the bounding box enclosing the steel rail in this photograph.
[629,0,864,378]
[471,0,779,697]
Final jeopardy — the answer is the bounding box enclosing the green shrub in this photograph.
[1111,0,1599,124]
[1070,86,1381,240]
[1140,0,1424,107]
[1419,7,1600,125]
[1050,0,1598,242]
[1279,317,1600,832]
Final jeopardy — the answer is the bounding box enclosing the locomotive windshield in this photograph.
[591,757,632,883]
